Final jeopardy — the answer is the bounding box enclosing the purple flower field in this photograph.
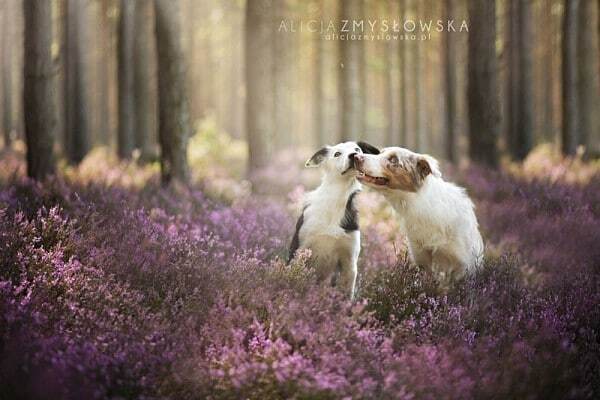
[1,152,599,399]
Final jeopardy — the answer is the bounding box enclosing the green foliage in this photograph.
[188,116,247,182]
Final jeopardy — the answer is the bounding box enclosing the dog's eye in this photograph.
[334,152,342,157]
[355,148,361,153]
[388,155,399,165]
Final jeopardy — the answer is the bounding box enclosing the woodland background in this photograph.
[1,0,599,181]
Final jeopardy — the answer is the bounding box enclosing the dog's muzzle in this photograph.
[341,153,358,175]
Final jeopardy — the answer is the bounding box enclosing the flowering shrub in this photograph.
[361,258,440,327]
[460,165,600,277]
[0,149,599,399]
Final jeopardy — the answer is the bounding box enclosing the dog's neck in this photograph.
[383,188,411,211]
[383,175,442,210]
[320,173,360,191]
[312,175,361,203]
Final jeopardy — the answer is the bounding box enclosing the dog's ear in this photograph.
[305,147,329,168]
[416,158,432,180]
[357,141,380,155]
[417,154,442,179]
[422,155,442,178]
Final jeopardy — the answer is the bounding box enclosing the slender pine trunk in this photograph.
[23,0,57,179]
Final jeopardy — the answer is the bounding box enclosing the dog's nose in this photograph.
[352,153,364,164]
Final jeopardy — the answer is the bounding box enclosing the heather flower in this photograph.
[0,150,599,399]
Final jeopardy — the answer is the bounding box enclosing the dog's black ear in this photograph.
[305,147,329,168]
[357,141,380,155]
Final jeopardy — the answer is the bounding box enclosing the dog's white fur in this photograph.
[289,142,372,298]
[356,147,484,277]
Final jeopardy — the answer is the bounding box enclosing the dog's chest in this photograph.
[400,207,449,250]
[299,191,360,252]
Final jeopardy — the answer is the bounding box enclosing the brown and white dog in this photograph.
[354,146,484,278]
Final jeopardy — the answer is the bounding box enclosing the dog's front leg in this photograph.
[337,257,357,300]
[407,241,433,268]
[338,235,360,300]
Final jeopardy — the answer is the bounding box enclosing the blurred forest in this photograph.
[1,0,599,185]
[2,2,600,397]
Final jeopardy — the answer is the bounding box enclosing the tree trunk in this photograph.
[508,0,534,160]
[54,0,67,156]
[183,0,203,123]
[339,0,365,141]
[443,0,457,162]
[118,0,135,158]
[245,0,273,175]
[104,0,119,152]
[8,0,24,142]
[65,0,91,164]
[96,0,110,145]
[272,0,291,150]
[225,0,243,139]
[577,0,600,154]
[467,0,499,167]
[2,0,14,147]
[23,0,57,179]
[384,0,394,146]
[562,0,580,155]
[134,0,157,161]
[0,0,5,147]
[62,0,69,153]
[384,41,394,145]
[506,0,518,154]
[398,0,407,145]
[412,0,422,151]
[154,0,191,184]
[313,0,324,146]
[539,0,555,142]
[516,0,534,159]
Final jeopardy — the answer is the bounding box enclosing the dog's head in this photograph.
[305,141,380,179]
[354,146,441,192]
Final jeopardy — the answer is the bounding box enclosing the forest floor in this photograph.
[1,139,599,399]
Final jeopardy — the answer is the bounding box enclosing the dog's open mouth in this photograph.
[357,172,389,186]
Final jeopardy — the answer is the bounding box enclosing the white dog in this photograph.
[354,146,484,278]
[288,141,380,298]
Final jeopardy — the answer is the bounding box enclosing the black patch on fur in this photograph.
[288,205,308,263]
[306,147,329,166]
[340,190,360,232]
[348,155,356,168]
[341,156,355,175]
[357,141,380,155]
